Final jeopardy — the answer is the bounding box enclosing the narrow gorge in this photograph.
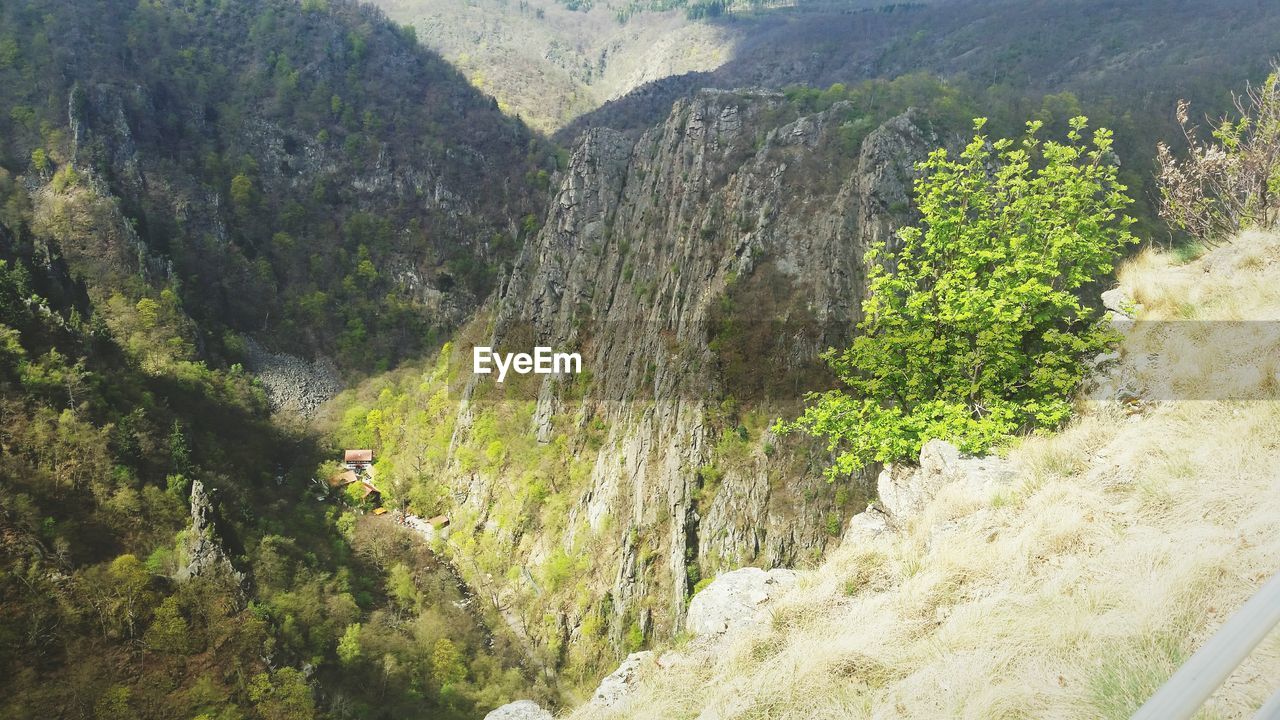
[384,90,943,679]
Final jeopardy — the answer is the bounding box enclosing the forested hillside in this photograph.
[0,0,553,373]
[377,0,1280,140]
[563,0,1280,141]
[0,1,557,718]
[0,220,546,718]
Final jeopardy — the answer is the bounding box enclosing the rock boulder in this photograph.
[484,700,553,720]
[588,651,655,710]
[685,567,797,638]
[876,439,1013,525]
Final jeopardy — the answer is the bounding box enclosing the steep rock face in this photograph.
[176,480,248,601]
[451,91,933,663]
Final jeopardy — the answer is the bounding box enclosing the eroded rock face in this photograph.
[686,567,797,638]
[448,91,935,660]
[176,480,248,602]
[588,651,655,711]
[484,700,553,720]
[875,439,1014,526]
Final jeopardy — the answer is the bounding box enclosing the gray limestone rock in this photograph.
[450,92,935,653]
[483,700,553,720]
[588,651,655,710]
[685,567,797,638]
[876,440,1014,525]
[175,480,248,601]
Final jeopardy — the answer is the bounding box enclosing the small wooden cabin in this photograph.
[344,449,374,471]
[328,469,358,489]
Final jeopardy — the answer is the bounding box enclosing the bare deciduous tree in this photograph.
[1157,66,1280,244]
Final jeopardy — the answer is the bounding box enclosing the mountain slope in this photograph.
[566,232,1280,719]
[0,1,557,718]
[372,0,738,133]
[321,78,1031,690]
[0,0,552,373]
[561,0,1280,141]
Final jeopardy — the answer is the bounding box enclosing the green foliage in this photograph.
[624,621,645,652]
[387,562,421,613]
[0,0,554,373]
[0,198,535,719]
[336,622,362,666]
[248,668,315,720]
[783,117,1135,476]
[431,637,467,686]
[823,512,841,537]
[229,173,256,208]
[94,685,134,720]
[30,147,48,173]
[144,595,190,654]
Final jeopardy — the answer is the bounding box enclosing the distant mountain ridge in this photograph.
[561,0,1280,141]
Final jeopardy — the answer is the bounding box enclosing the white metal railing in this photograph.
[1132,570,1280,720]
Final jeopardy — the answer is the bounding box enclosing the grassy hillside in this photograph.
[570,231,1280,719]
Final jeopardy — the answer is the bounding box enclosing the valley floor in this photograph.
[567,232,1280,719]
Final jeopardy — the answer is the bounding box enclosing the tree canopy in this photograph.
[783,117,1135,476]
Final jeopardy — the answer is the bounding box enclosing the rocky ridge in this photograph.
[175,479,249,602]
[444,90,937,668]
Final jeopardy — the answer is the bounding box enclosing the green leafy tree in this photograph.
[248,668,315,720]
[386,563,419,614]
[229,174,256,208]
[94,685,133,720]
[782,117,1135,476]
[430,638,466,687]
[144,595,189,654]
[30,147,50,173]
[336,622,362,666]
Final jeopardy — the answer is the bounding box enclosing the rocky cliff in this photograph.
[439,90,935,675]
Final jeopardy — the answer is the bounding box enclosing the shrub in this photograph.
[1157,68,1280,244]
[781,117,1135,476]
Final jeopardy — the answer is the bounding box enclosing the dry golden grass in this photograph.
[568,233,1280,720]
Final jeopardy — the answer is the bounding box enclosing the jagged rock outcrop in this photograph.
[852,439,1014,531]
[587,651,655,710]
[685,567,797,638]
[448,90,936,661]
[484,700,554,720]
[176,480,248,601]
